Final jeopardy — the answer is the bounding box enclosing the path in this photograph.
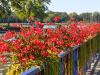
[86,55,100,75]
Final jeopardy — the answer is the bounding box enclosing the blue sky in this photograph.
[48,0,100,14]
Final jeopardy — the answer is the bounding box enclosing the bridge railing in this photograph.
[20,34,100,75]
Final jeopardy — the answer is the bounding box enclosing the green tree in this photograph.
[93,12,100,23]
[0,0,12,18]
[69,12,78,19]
[69,12,84,21]
[79,13,92,22]
[45,11,70,22]
[10,0,51,21]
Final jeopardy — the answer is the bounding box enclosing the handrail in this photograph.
[20,67,40,75]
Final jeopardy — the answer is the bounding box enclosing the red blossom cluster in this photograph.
[0,22,100,64]
[53,16,60,22]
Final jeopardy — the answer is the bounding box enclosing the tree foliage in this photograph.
[45,11,100,23]
[0,0,11,18]
[9,0,51,21]
[92,12,100,23]
[1,0,100,23]
[0,0,51,21]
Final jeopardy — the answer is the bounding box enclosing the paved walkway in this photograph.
[86,55,100,75]
[0,53,11,75]
[0,61,11,75]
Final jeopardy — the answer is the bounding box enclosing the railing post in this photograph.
[60,58,63,75]
[74,46,78,75]
[59,52,66,75]
[96,35,99,59]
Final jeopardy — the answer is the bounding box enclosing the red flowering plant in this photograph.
[0,22,63,74]
[1,22,100,64]
[0,16,100,75]
[53,16,60,23]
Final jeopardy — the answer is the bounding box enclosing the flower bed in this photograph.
[0,21,100,75]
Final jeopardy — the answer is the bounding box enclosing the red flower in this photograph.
[41,51,48,57]
[47,28,52,34]
[0,56,7,64]
[1,43,9,51]
[30,55,35,60]
[49,38,57,43]
[22,57,28,62]
[34,28,43,35]
[25,45,31,51]
[41,45,46,49]
[50,47,56,51]
[3,31,16,40]
[18,53,23,58]
[65,43,71,47]
[56,40,64,46]
[54,16,60,22]
[35,21,44,28]
[1,59,7,64]
[14,45,20,50]
[20,31,26,37]
[33,39,40,45]
[26,31,32,36]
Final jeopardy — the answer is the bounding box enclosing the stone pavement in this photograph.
[0,61,11,75]
[0,53,11,75]
[86,55,100,75]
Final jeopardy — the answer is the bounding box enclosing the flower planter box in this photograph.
[20,35,100,75]
[20,51,67,75]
